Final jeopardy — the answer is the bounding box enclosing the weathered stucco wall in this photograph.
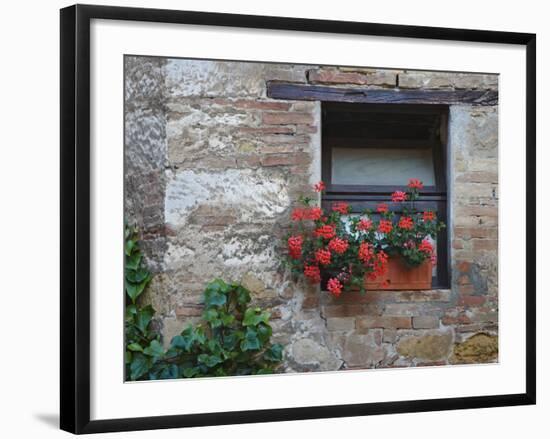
[125,56,499,372]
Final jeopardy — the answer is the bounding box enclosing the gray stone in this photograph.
[289,338,343,370]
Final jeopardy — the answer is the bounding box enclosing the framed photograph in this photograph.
[60,4,536,434]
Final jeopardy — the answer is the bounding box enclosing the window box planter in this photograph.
[320,257,431,292]
[364,256,432,290]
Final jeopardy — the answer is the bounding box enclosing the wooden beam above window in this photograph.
[267,82,498,106]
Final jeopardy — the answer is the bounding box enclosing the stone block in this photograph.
[326,317,356,331]
[397,331,453,361]
[450,333,498,364]
[412,316,440,329]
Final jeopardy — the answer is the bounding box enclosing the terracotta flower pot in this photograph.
[365,256,432,290]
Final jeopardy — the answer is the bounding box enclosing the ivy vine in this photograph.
[124,225,284,381]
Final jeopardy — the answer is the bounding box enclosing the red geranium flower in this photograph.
[358,242,374,263]
[408,178,424,189]
[305,207,323,221]
[419,239,433,254]
[315,248,332,266]
[327,278,343,297]
[332,202,350,215]
[304,265,321,283]
[314,181,326,192]
[376,203,389,213]
[287,235,303,259]
[314,224,336,240]
[423,211,435,222]
[328,237,349,255]
[357,218,373,231]
[291,208,304,221]
[391,191,407,202]
[398,216,414,230]
[378,219,393,234]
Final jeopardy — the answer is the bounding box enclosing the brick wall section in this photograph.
[125,58,499,371]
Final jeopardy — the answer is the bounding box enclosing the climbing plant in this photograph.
[124,225,284,381]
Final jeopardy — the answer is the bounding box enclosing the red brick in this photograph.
[239,126,295,135]
[456,261,472,273]
[234,100,291,111]
[262,112,314,125]
[322,304,368,318]
[442,315,471,325]
[260,153,311,167]
[308,69,370,85]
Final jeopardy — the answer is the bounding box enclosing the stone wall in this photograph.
[125,56,499,372]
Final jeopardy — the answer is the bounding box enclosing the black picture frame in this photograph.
[60,4,536,434]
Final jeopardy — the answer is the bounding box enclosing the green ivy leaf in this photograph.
[264,343,284,362]
[234,285,251,306]
[182,367,200,378]
[143,339,164,358]
[125,239,136,257]
[243,308,270,326]
[129,353,150,380]
[221,314,235,326]
[256,323,272,343]
[135,305,154,334]
[125,278,149,303]
[198,354,223,368]
[202,309,218,322]
[170,334,194,352]
[240,328,260,351]
[203,286,227,308]
[159,364,179,380]
[125,268,150,284]
[256,368,274,374]
[127,343,143,352]
[126,252,142,271]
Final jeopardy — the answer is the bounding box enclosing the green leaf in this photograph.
[203,279,230,308]
[182,367,200,378]
[234,285,251,305]
[126,252,142,271]
[264,343,284,362]
[240,328,260,351]
[143,339,164,358]
[125,268,149,283]
[159,364,179,380]
[125,304,137,321]
[256,368,274,375]
[125,239,136,257]
[256,323,272,343]
[129,353,150,380]
[127,343,143,352]
[125,278,149,302]
[198,353,223,368]
[243,308,270,326]
[170,334,194,352]
[202,309,218,322]
[220,314,235,326]
[135,305,155,334]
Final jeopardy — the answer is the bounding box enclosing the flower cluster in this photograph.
[283,178,445,298]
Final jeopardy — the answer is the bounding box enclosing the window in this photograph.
[321,103,449,288]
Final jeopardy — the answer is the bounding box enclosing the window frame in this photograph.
[321,102,450,288]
